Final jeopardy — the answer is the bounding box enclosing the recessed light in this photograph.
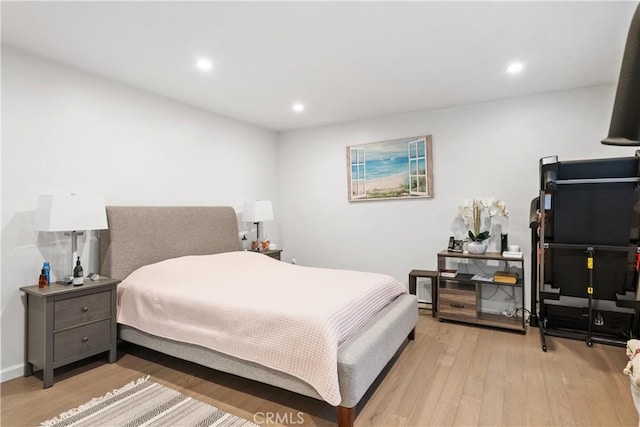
[292,102,305,113]
[506,62,524,74]
[196,58,213,72]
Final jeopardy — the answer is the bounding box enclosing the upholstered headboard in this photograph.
[99,206,241,280]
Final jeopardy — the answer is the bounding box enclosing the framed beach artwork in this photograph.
[347,135,433,201]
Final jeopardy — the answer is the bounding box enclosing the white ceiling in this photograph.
[2,1,638,132]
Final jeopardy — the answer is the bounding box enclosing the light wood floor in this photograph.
[2,311,637,426]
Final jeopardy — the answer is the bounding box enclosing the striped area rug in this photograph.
[41,376,258,427]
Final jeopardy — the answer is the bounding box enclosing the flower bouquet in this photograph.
[457,198,509,253]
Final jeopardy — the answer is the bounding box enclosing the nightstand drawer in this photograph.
[54,291,111,330]
[439,289,477,322]
[54,319,111,362]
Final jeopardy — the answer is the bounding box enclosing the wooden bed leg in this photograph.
[408,327,416,341]
[336,406,355,427]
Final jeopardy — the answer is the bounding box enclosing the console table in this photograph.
[437,250,526,333]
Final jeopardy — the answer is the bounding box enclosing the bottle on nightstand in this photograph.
[38,269,48,289]
[43,261,50,285]
[72,257,84,286]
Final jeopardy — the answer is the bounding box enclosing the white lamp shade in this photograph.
[242,200,274,223]
[34,194,108,232]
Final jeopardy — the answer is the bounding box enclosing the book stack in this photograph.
[493,271,519,284]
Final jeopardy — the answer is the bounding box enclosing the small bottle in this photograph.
[72,256,84,286]
[38,268,48,289]
[43,261,50,286]
[241,234,249,251]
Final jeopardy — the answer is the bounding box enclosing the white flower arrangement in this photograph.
[457,198,509,242]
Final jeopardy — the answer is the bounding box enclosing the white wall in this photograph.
[277,85,638,310]
[3,46,637,383]
[1,47,279,381]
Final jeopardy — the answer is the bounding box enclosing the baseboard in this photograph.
[1,363,24,383]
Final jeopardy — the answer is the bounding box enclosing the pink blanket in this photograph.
[117,251,407,405]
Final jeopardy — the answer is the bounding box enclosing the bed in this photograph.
[99,206,418,427]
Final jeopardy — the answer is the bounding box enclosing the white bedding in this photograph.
[117,251,407,405]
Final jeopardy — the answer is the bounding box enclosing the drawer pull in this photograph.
[82,306,89,312]
[82,336,89,342]
[450,303,465,309]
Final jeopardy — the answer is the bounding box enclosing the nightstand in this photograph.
[20,277,119,388]
[260,249,283,260]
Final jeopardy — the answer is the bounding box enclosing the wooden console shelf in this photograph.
[437,250,526,333]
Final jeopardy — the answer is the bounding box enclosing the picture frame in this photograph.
[347,135,433,202]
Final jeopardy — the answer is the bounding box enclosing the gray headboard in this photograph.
[99,206,241,280]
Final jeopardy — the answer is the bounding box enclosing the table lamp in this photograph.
[242,200,273,251]
[33,194,108,282]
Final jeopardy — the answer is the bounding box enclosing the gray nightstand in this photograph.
[258,249,283,260]
[20,277,119,388]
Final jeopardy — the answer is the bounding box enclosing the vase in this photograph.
[467,241,488,254]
